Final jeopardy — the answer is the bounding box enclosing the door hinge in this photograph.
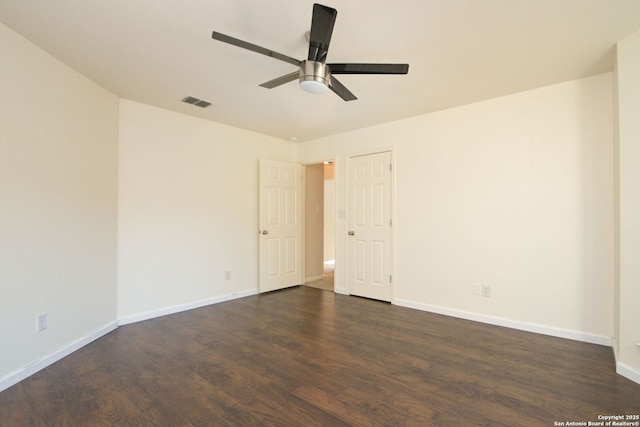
[389,163,392,172]
[389,275,392,283]
[390,218,392,227]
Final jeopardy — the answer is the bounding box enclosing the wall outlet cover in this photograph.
[482,285,491,298]
[36,313,47,332]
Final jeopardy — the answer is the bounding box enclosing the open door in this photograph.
[259,159,303,292]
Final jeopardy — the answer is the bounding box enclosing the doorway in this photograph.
[304,161,335,291]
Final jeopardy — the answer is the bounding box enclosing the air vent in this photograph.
[181,96,212,108]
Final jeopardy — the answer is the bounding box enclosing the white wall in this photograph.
[615,30,640,381]
[0,23,119,385]
[117,100,296,320]
[299,73,614,343]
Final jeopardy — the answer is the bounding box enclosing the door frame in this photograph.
[298,147,395,300]
[345,148,395,302]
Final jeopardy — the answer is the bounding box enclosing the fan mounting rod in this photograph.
[299,61,330,93]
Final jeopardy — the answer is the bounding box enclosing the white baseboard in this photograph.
[0,321,118,393]
[611,340,640,386]
[118,288,259,325]
[394,299,612,347]
[305,275,325,283]
[617,362,640,385]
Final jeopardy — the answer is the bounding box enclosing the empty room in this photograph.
[1,1,640,425]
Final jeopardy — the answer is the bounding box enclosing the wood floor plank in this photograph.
[1,286,639,426]
[294,384,391,427]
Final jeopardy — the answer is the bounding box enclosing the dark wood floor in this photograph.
[1,286,639,426]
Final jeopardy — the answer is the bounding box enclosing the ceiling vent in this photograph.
[181,96,212,108]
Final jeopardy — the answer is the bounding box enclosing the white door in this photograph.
[259,159,303,293]
[348,151,392,302]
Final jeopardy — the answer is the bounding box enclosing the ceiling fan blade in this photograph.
[212,31,301,67]
[329,76,357,102]
[308,4,337,63]
[259,71,300,89]
[329,63,410,75]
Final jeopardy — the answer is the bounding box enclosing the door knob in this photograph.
[261,230,269,235]
[348,231,355,236]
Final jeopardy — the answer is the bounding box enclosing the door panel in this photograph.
[284,188,297,224]
[259,159,302,292]
[373,240,384,284]
[284,236,297,273]
[348,151,392,302]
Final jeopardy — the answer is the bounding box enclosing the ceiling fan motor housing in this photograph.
[299,60,331,93]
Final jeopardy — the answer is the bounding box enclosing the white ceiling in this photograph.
[1,0,639,142]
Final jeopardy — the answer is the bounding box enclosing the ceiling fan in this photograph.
[211,3,409,101]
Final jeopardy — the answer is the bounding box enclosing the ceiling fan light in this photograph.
[299,60,330,94]
[300,79,329,93]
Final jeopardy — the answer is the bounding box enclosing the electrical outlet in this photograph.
[224,270,231,280]
[482,285,491,298]
[36,313,47,332]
